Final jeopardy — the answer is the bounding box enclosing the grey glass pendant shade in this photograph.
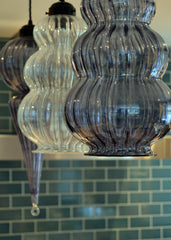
[17,7,87,153]
[0,29,38,94]
[64,0,171,157]
[9,96,43,216]
[0,21,43,215]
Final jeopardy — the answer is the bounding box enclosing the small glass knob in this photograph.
[31,204,40,216]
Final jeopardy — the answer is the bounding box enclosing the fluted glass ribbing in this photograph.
[18,15,87,153]
[0,34,42,215]
[0,37,38,94]
[9,96,43,216]
[65,0,171,156]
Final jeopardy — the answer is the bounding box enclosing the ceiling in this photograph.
[0,0,171,45]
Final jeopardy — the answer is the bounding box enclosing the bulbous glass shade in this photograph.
[0,35,38,94]
[0,24,43,215]
[64,0,171,156]
[18,14,87,153]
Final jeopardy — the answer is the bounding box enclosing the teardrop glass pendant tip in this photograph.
[31,203,40,217]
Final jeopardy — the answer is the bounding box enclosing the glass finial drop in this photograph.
[31,203,40,217]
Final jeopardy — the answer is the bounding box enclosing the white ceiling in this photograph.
[0,0,171,45]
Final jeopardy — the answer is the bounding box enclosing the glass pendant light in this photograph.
[64,0,171,157]
[0,0,43,216]
[18,0,87,153]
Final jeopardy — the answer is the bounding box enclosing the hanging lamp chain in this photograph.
[29,0,33,25]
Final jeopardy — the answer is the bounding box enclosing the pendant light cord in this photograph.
[29,0,33,25]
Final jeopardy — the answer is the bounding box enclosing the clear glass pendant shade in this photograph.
[18,13,87,153]
[0,35,38,94]
[64,0,171,156]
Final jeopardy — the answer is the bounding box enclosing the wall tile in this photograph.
[61,170,82,180]
[0,171,9,181]
[12,170,27,181]
[0,223,9,234]
[0,209,21,221]
[119,230,138,240]
[130,169,149,178]
[131,217,150,227]
[48,160,70,168]
[0,237,21,240]
[85,219,105,230]
[96,231,116,240]
[163,204,171,214]
[141,181,160,191]
[153,192,171,202]
[152,169,171,178]
[141,204,161,215]
[12,196,31,207]
[141,229,160,239]
[140,160,160,167]
[118,160,138,167]
[130,193,150,203]
[108,193,128,204]
[23,234,46,240]
[49,182,70,193]
[84,194,105,204]
[0,119,10,131]
[42,170,58,180]
[85,170,105,180]
[163,229,171,238]
[61,220,82,231]
[96,182,116,192]
[0,106,10,117]
[61,195,82,205]
[96,206,116,217]
[0,160,21,168]
[73,182,93,193]
[153,216,171,226]
[37,221,58,232]
[108,218,128,228]
[0,183,21,194]
[72,160,93,168]
[108,169,127,179]
[49,233,70,240]
[39,195,58,206]
[12,222,34,233]
[119,206,139,216]
[72,232,94,240]
[118,181,138,191]
[0,197,9,208]
[73,207,95,218]
[95,160,116,167]
[163,180,171,190]
[49,208,70,219]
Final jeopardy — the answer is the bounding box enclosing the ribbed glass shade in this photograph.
[0,25,43,215]
[18,15,87,153]
[0,36,38,94]
[64,0,171,157]
[9,96,43,216]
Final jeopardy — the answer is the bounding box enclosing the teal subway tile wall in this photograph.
[1,159,171,240]
[0,41,171,240]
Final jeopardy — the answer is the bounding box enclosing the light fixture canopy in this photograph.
[64,0,171,157]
